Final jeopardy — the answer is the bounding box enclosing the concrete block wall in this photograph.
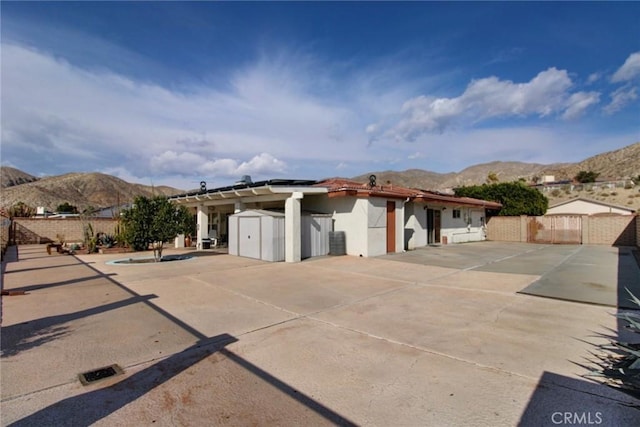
[487,214,638,246]
[585,215,636,246]
[486,216,526,242]
[12,218,119,244]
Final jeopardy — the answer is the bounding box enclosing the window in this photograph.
[452,209,461,219]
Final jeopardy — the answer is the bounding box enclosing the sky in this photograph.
[1,2,639,190]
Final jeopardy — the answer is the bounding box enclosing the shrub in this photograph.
[575,170,600,183]
[454,182,549,216]
[551,189,561,197]
[583,290,640,398]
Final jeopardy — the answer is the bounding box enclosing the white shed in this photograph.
[229,210,285,262]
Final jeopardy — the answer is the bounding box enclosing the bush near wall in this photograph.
[12,218,119,244]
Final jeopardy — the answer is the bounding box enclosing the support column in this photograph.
[234,201,245,214]
[285,192,303,263]
[197,204,208,250]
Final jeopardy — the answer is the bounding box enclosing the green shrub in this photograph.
[584,289,640,398]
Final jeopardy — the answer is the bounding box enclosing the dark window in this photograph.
[453,209,461,219]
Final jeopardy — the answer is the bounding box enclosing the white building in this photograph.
[168,177,502,262]
[547,197,636,216]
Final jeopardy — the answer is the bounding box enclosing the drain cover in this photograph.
[79,364,123,385]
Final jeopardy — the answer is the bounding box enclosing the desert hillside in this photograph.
[1,167,39,188]
[0,171,183,211]
[354,142,639,190]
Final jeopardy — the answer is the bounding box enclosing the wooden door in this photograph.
[434,210,441,243]
[386,201,396,253]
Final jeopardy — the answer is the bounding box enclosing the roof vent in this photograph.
[234,175,253,186]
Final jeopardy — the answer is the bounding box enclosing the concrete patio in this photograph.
[1,242,639,426]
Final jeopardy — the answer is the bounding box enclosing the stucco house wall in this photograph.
[304,195,368,257]
[404,204,428,250]
[440,207,486,244]
[304,194,405,257]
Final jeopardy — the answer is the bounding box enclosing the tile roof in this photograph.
[315,179,502,209]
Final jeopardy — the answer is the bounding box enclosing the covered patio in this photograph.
[168,179,328,262]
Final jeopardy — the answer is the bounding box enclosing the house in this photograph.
[168,177,501,262]
[546,197,636,216]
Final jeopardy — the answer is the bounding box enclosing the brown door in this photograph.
[386,201,396,253]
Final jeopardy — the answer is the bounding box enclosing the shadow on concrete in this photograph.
[1,295,157,358]
[8,333,357,427]
[6,250,355,425]
[8,334,237,427]
[517,372,639,426]
[518,247,640,425]
[3,262,90,275]
[219,348,357,426]
[6,273,117,293]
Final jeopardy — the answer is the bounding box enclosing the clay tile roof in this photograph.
[314,178,502,208]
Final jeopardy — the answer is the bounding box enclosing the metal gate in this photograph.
[527,215,582,244]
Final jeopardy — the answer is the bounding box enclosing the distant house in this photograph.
[546,197,636,216]
[169,177,502,262]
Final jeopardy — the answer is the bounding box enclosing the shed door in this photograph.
[386,201,396,253]
[238,217,261,259]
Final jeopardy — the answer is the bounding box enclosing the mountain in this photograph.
[353,142,640,190]
[0,170,183,211]
[1,167,39,188]
[2,141,638,212]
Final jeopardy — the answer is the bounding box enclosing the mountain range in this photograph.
[1,141,638,212]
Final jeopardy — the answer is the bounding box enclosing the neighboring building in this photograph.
[546,197,636,216]
[168,177,502,262]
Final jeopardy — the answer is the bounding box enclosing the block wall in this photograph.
[12,218,119,244]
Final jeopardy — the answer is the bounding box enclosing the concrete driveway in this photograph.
[1,243,639,426]
[382,242,640,309]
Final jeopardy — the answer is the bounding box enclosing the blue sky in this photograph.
[2,2,639,190]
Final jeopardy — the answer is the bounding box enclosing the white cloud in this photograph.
[586,72,601,85]
[380,68,600,142]
[1,42,377,183]
[407,152,424,159]
[611,52,640,83]
[149,151,287,178]
[603,86,638,115]
[562,91,600,120]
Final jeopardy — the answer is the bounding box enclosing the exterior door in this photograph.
[386,201,396,253]
[238,217,261,259]
[434,210,441,243]
[427,209,442,244]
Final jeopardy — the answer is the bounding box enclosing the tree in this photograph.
[574,170,600,183]
[8,201,35,218]
[454,182,549,216]
[486,172,499,184]
[56,202,78,214]
[121,196,195,261]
